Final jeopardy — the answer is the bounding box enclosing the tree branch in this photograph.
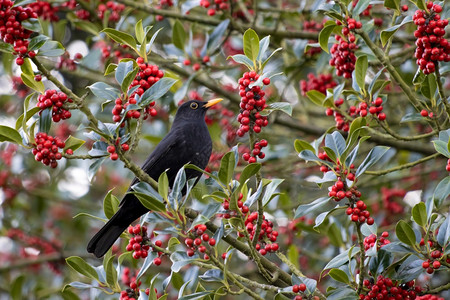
[365,153,440,176]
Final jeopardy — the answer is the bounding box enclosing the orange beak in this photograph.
[203,98,223,108]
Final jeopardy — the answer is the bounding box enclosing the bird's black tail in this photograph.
[87,210,129,258]
[87,197,147,258]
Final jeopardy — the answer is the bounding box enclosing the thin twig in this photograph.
[365,153,441,176]
[356,224,366,295]
[435,63,450,119]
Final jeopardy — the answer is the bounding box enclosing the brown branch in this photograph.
[0,252,90,273]
[274,116,436,155]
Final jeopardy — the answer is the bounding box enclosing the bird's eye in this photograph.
[190,102,198,109]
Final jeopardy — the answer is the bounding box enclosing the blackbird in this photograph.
[87,98,223,258]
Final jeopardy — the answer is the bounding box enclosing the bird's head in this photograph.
[173,99,223,122]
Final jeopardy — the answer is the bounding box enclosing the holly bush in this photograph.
[0,0,449,299]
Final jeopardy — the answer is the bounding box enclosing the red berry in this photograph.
[432,260,441,269]
[153,257,162,265]
[299,283,306,292]
[107,146,116,153]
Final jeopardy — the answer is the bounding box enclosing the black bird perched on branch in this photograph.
[87,98,223,258]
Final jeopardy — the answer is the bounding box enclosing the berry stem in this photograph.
[192,259,266,299]
[249,130,264,249]
[356,223,366,295]
[427,282,450,294]
[62,154,107,160]
[364,152,440,176]
[129,110,145,154]
[434,63,450,119]
[275,251,305,278]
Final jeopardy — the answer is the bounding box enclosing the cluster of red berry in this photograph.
[155,0,174,21]
[318,155,374,225]
[32,132,65,168]
[97,1,125,23]
[420,109,435,118]
[243,211,279,256]
[126,224,151,259]
[119,267,142,300]
[119,286,139,300]
[422,248,444,274]
[302,20,324,57]
[152,240,164,266]
[0,0,38,65]
[112,58,163,123]
[300,73,337,95]
[236,71,270,161]
[446,159,450,172]
[345,199,373,225]
[325,98,352,132]
[292,283,307,299]
[413,2,449,74]
[221,193,249,219]
[27,0,59,21]
[326,97,387,131]
[121,271,159,299]
[185,224,216,260]
[361,277,421,300]
[330,18,361,78]
[37,90,73,122]
[242,139,268,163]
[107,139,129,161]
[200,0,229,16]
[363,232,390,251]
